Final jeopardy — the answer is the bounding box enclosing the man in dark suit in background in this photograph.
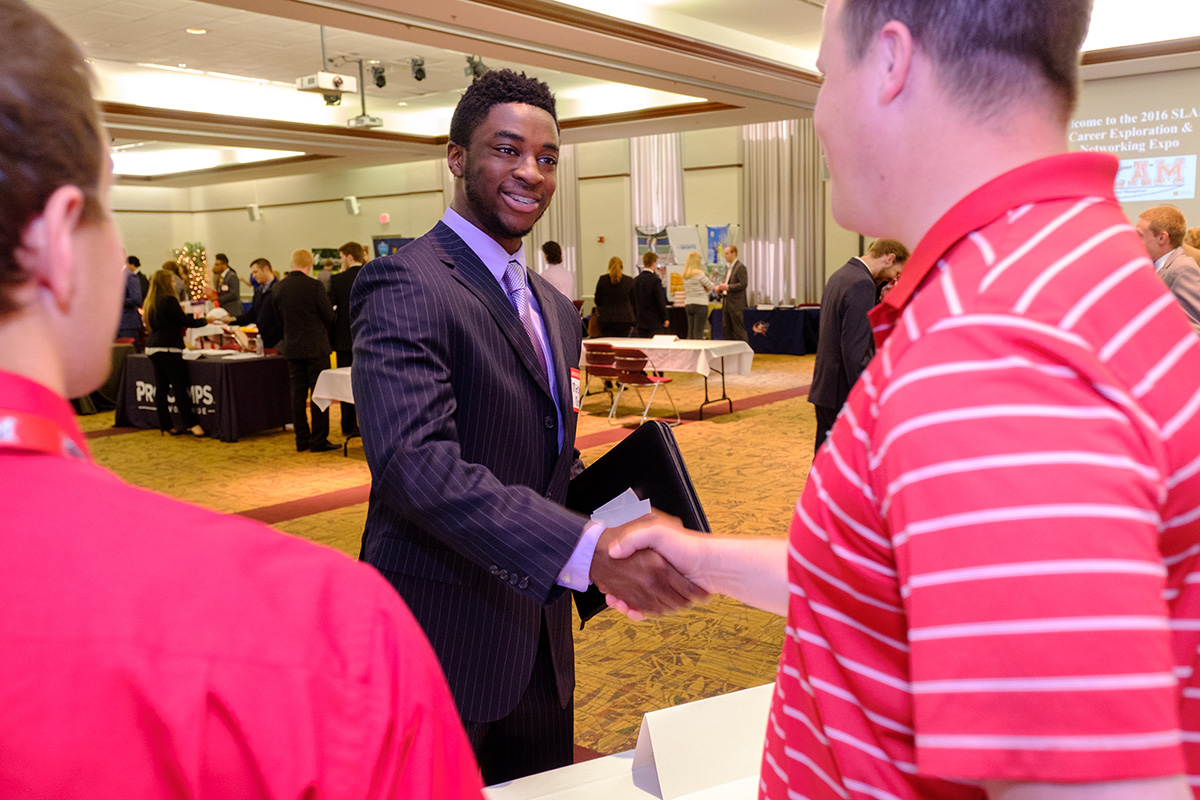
[809,239,908,452]
[127,255,149,303]
[260,248,337,453]
[234,257,276,326]
[117,256,142,342]
[212,253,242,319]
[329,241,365,436]
[351,69,704,785]
[632,250,669,338]
[716,244,748,341]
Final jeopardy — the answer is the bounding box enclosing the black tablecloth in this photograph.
[743,307,821,355]
[114,354,292,442]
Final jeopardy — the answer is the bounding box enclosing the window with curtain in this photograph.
[630,133,684,268]
[741,119,824,305]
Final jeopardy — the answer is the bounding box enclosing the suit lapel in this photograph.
[528,271,580,466]
[431,223,554,400]
[527,272,572,414]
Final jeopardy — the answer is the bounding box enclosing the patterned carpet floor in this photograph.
[79,352,817,756]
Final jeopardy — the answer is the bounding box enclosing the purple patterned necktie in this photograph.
[502,259,549,375]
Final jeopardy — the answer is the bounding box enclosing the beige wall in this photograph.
[112,127,749,300]
[113,160,448,280]
[682,126,741,232]
[575,139,632,310]
[822,181,861,294]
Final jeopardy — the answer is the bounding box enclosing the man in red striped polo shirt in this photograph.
[608,1,1200,798]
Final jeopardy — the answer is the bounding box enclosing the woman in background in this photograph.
[143,269,208,437]
[592,256,635,338]
[1185,226,1200,251]
[162,259,189,301]
[681,252,715,339]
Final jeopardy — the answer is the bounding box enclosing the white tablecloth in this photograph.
[485,684,772,800]
[311,366,354,411]
[588,338,753,377]
[183,324,226,347]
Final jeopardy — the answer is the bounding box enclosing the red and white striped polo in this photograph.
[763,152,1200,800]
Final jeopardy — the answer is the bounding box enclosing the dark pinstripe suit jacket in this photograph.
[350,221,586,723]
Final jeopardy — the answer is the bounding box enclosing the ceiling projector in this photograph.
[347,115,384,129]
[296,71,357,94]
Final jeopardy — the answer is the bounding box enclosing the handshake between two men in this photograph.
[588,512,788,622]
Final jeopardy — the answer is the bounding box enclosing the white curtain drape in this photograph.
[741,119,824,304]
[630,133,684,267]
[530,142,581,294]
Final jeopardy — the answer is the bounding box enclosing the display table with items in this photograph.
[588,337,753,419]
[742,306,820,355]
[485,684,772,800]
[114,353,292,442]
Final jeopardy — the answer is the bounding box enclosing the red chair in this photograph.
[582,341,617,404]
[609,347,679,426]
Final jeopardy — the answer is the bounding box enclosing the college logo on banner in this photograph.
[707,225,729,265]
[637,227,670,261]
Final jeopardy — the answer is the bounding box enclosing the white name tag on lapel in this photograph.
[570,367,581,412]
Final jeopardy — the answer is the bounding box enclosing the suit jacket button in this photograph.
[544,415,555,429]
[490,565,500,576]
[499,569,509,580]
[508,574,518,585]
[518,577,529,589]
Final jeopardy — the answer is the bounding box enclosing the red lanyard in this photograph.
[0,409,88,461]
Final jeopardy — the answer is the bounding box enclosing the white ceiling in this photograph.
[24,0,1200,186]
[37,0,596,108]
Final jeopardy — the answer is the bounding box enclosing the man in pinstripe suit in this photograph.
[351,70,704,785]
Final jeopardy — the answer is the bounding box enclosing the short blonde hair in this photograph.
[1139,205,1187,250]
[291,249,314,271]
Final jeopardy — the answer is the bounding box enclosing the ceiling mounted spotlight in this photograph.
[465,55,488,79]
[370,65,386,88]
[411,57,426,82]
[323,93,341,106]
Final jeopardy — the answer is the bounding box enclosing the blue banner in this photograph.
[706,225,730,265]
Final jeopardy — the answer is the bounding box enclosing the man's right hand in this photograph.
[589,515,708,618]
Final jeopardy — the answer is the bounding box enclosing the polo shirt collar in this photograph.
[0,370,90,460]
[875,152,1119,320]
[442,206,527,286]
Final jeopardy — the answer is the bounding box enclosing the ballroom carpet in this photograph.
[78,352,817,757]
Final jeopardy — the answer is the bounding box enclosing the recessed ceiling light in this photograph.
[397,101,407,107]
[178,63,187,68]
[185,27,207,35]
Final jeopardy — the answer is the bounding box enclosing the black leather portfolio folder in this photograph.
[566,419,710,623]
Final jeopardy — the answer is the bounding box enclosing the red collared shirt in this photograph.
[762,153,1200,799]
[0,371,483,799]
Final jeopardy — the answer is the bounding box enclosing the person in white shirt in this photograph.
[538,240,574,299]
